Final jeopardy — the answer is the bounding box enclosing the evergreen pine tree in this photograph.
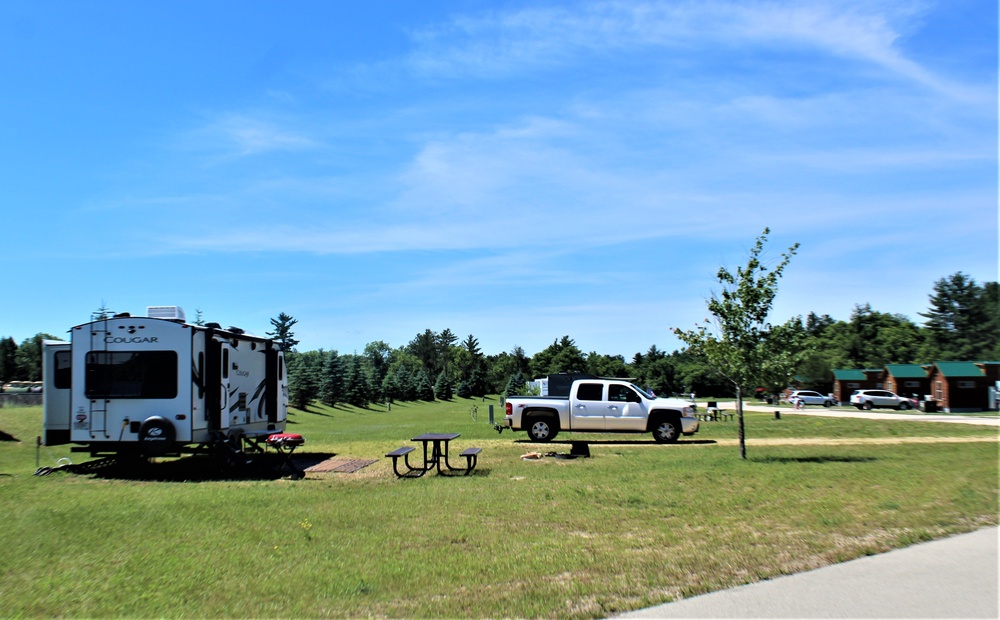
[505,372,527,397]
[416,371,435,401]
[434,371,453,400]
[344,356,370,407]
[319,351,343,407]
[267,312,300,352]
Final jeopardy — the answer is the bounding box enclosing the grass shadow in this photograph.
[0,430,19,442]
[72,451,340,482]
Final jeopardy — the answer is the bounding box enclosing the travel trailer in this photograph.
[43,306,288,459]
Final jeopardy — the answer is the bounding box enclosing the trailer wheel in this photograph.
[526,416,558,442]
[139,417,176,457]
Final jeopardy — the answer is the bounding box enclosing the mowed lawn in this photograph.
[0,398,997,619]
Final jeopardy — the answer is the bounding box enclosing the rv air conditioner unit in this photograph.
[147,306,186,321]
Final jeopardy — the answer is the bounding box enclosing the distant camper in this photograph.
[43,306,289,459]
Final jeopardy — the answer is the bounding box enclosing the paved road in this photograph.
[721,401,1000,427]
[615,526,999,619]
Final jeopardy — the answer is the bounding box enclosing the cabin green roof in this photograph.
[833,369,867,380]
[929,361,985,378]
[884,364,927,379]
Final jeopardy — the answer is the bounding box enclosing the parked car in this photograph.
[787,390,836,407]
[850,389,913,410]
[2,381,42,394]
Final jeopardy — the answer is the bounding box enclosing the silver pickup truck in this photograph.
[502,378,699,443]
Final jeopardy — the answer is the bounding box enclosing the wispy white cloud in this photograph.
[406,0,987,101]
[181,112,321,158]
[119,0,994,269]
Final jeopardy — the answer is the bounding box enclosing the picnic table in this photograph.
[385,432,481,478]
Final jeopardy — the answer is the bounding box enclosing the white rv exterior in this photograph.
[43,307,288,457]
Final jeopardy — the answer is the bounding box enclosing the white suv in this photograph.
[850,389,912,411]
[788,390,836,407]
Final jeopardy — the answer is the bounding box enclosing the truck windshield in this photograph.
[632,384,656,399]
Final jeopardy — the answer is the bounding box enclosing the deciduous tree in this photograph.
[0,337,17,384]
[674,228,802,459]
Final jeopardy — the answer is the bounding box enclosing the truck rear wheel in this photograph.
[652,418,680,444]
[527,417,558,442]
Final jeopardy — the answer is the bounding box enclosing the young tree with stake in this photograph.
[674,228,803,459]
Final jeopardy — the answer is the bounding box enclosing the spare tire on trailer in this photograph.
[138,417,176,457]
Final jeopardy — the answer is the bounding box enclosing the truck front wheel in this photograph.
[527,417,558,442]
[652,418,680,444]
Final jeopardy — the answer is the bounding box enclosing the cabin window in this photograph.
[54,351,72,389]
[85,351,178,399]
[576,383,604,401]
[958,380,976,389]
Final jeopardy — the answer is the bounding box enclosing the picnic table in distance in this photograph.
[385,433,481,478]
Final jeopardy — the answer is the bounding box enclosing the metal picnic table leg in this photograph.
[403,450,427,478]
[278,445,304,479]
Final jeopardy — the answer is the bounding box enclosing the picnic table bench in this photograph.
[698,402,734,422]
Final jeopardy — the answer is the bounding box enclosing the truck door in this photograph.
[571,382,606,430]
[604,384,648,431]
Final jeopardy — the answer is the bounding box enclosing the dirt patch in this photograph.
[711,436,998,447]
[304,457,378,473]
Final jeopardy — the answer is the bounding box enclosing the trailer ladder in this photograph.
[87,315,111,439]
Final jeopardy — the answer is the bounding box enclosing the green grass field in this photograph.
[1,399,997,618]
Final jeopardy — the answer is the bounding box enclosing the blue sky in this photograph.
[1,0,996,358]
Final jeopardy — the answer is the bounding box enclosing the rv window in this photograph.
[222,349,229,379]
[54,351,72,390]
[85,351,178,399]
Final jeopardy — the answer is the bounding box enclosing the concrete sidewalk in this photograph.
[615,526,998,619]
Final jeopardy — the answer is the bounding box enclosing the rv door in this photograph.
[42,341,72,445]
[205,337,233,433]
[218,342,233,432]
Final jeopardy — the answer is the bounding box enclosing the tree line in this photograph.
[2,272,996,401]
[280,270,997,407]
